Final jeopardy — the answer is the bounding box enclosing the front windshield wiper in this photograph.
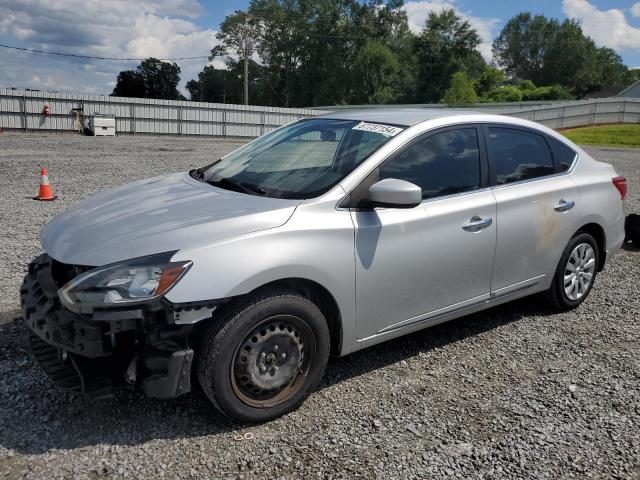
[207,177,266,196]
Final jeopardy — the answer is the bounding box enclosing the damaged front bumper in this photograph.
[20,254,215,399]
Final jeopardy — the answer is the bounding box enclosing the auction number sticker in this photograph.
[352,121,403,137]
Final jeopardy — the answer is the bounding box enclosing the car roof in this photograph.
[318,108,481,127]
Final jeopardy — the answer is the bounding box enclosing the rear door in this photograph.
[485,125,580,296]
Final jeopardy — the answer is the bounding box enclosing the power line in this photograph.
[0,43,210,61]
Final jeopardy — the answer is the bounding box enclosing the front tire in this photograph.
[546,232,599,310]
[197,289,330,423]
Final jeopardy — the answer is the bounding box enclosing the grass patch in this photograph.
[561,124,640,148]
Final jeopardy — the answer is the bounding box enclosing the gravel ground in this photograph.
[0,132,639,480]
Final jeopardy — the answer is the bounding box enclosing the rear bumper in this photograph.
[605,236,625,265]
[604,209,626,266]
[20,254,195,399]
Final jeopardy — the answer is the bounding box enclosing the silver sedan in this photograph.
[24,109,627,422]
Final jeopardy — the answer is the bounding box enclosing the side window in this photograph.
[548,136,577,172]
[487,127,555,184]
[379,128,481,199]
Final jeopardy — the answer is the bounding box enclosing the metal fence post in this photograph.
[222,109,227,137]
[81,98,84,131]
[23,93,28,132]
[131,102,136,135]
[178,105,182,135]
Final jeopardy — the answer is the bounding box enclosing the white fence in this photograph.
[0,89,326,137]
[493,98,640,129]
[321,98,640,130]
[0,89,638,137]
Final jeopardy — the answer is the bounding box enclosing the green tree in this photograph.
[186,61,269,104]
[519,80,536,92]
[348,0,415,104]
[492,13,551,85]
[414,9,486,103]
[493,13,632,96]
[137,58,184,100]
[522,85,574,101]
[186,66,235,103]
[216,1,344,107]
[210,0,415,107]
[351,42,400,104]
[442,72,478,106]
[485,86,522,102]
[211,13,260,64]
[112,58,183,100]
[112,70,146,98]
[474,65,506,97]
[211,11,261,104]
[592,47,637,89]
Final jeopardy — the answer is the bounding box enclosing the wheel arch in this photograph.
[575,222,606,271]
[214,278,344,357]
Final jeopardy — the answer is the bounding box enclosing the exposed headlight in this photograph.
[59,252,192,310]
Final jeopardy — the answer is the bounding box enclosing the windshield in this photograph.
[198,118,401,199]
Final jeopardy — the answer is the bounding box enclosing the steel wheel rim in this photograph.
[564,243,596,301]
[231,315,315,408]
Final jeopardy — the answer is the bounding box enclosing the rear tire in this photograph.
[546,232,599,310]
[197,289,330,423]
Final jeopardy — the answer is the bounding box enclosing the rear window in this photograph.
[487,127,555,185]
[548,136,577,172]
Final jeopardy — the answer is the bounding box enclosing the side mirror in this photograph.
[368,178,422,209]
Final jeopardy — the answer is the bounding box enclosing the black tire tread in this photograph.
[196,288,329,422]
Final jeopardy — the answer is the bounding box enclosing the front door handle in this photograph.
[463,216,493,232]
[554,199,575,212]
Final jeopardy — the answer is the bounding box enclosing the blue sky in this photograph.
[1,0,639,96]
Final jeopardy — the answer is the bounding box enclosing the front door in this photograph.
[352,126,497,342]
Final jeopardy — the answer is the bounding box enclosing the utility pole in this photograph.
[243,12,249,106]
[234,10,251,105]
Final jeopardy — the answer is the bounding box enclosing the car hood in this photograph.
[41,172,300,266]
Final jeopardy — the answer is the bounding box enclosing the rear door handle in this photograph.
[554,199,575,212]
[463,216,493,232]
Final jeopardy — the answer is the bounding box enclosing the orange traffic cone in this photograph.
[33,167,57,201]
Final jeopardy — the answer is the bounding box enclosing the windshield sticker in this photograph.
[352,121,403,137]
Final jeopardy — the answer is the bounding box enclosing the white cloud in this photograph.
[402,1,499,60]
[631,3,640,18]
[0,0,218,95]
[563,0,640,51]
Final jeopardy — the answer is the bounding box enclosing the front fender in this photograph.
[165,198,357,355]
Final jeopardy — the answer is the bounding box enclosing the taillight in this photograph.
[612,176,627,200]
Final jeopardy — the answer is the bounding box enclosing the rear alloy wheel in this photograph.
[547,232,599,310]
[563,243,596,301]
[197,289,330,423]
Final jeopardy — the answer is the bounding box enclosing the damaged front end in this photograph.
[20,254,218,399]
